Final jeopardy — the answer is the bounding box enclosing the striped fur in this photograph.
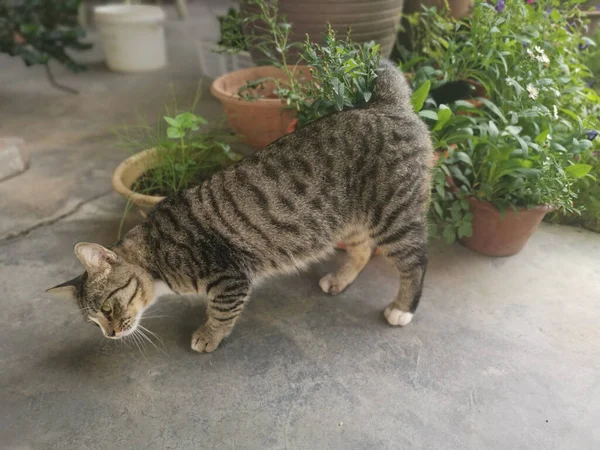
[48,60,433,352]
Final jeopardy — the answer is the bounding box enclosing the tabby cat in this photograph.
[48,60,433,353]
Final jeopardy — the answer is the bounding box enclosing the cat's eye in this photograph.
[101,302,112,314]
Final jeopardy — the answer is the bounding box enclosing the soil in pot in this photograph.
[211,66,312,149]
[461,198,553,256]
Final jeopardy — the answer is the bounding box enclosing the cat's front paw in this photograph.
[191,326,224,353]
[319,273,349,296]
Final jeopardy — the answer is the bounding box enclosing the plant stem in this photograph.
[44,64,79,95]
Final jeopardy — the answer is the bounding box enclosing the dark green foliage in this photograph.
[0,0,92,72]
[298,27,380,127]
[217,8,248,52]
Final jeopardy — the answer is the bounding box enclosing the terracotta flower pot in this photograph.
[112,148,165,217]
[241,0,404,62]
[211,66,311,149]
[461,198,553,257]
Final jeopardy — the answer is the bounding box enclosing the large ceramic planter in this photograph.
[112,148,165,217]
[211,66,310,149]
[584,10,600,36]
[241,0,405,61]
[461,198,553,257]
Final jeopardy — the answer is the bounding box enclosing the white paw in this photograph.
[319,273,347,296]
[384,306,414,326]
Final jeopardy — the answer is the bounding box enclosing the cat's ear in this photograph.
[46,274,84,299]
[74,242,118,273]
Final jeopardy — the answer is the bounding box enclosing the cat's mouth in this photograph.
[106,313,142,339]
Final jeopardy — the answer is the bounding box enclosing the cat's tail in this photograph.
[369,59,413,109]
[370,60,475,109]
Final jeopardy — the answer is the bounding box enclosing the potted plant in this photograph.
[112,111,239,219]
[428,0,600,255]
[546,27,600,232]
[211,0,381,149]
[196,8,255,79]
[0,0,92,93]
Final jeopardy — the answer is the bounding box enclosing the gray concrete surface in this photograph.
[1,3,600,450]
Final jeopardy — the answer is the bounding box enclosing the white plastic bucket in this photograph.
[94,4,166,72]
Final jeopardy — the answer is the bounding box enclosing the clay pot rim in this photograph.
[210,65,310,108]
[112,148,166,208]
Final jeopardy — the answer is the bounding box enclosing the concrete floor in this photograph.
[1,3,600,450]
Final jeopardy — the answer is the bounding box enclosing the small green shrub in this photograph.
[219,0,381,128]
[118,102,238,198]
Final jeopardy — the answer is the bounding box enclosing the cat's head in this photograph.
[47,243,155,339]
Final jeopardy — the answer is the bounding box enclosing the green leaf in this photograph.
[550,9,561,22]
[443,225,456,244]
[164,116,179,127]
[535,129,549,144]
[419,110,438,121]
[449,166,471,188]
[565,164,592,178]
[432,108,452,132]
[455,151,473,166]
[458,220,472,238]
[167,127,184,139]
[479,98,507,123]
[450,202,462,221]
[488,120,499,139]
[411,80,431,112]
[433,201,444,218]
[505,126,522,136]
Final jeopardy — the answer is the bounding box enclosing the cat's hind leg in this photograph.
[319,232,374,295]
[375,223,428,326]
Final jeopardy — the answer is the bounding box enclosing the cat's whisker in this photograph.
[138,326,169,356]
[139,324,166,347]
[136,328,158,350]
[130,332,146,359]
[141,315,174,319]
[134,329,151,354]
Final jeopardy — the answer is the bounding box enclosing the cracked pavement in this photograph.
[1,2,600,449]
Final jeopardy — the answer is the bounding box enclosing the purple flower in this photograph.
[587,130,599,141]
[586,79,596,88]
[496,0,505,12]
